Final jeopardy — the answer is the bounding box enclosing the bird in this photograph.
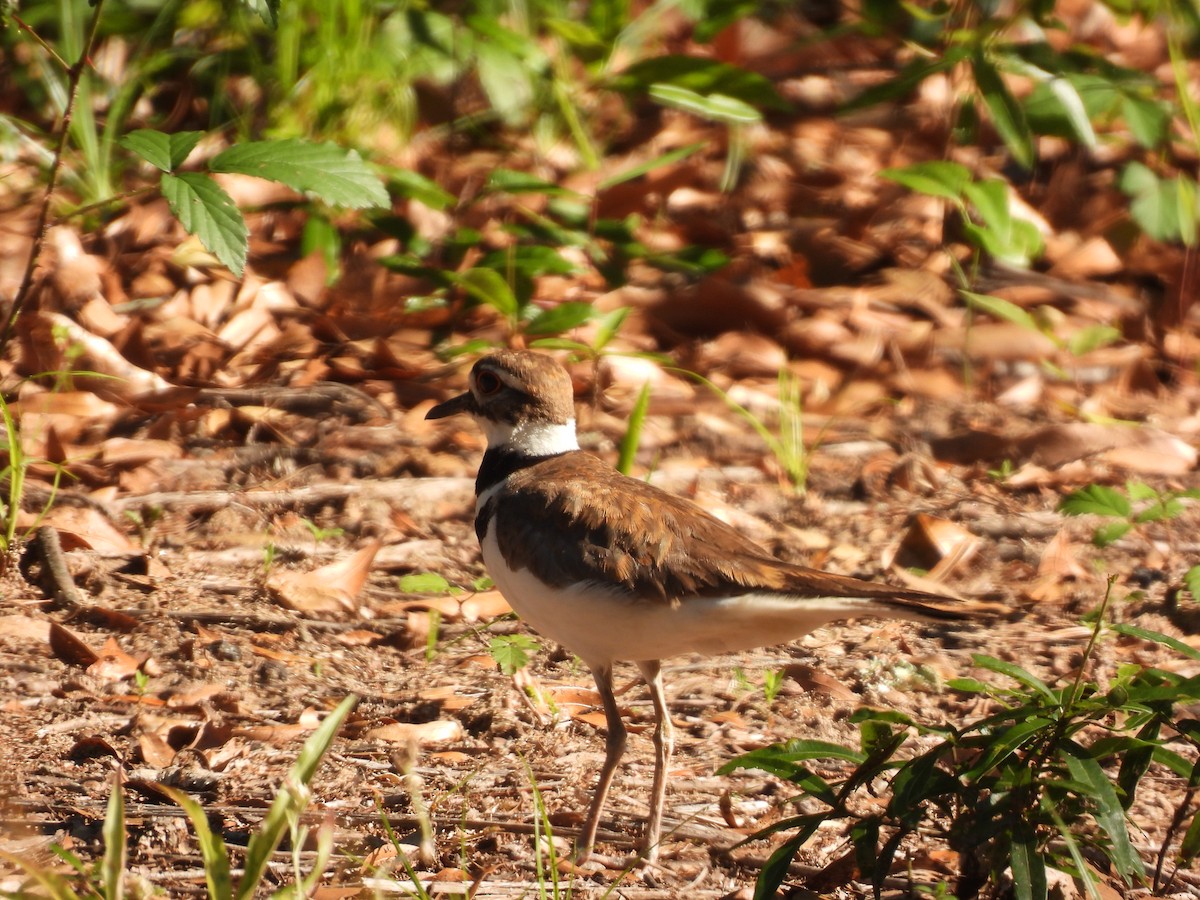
[426,349,973,864]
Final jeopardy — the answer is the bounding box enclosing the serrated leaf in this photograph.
[121,129,203,172]
[1134,497,1182,523]
[211,140,388,209]
[489,634,539,675]
[1093,520,1132,547]
[1059,484,1131,518]
[880,161,971,202]
[1126,480,1157,501]
[161,172,248,276]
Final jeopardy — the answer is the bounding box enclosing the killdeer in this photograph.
[427,350,970,863]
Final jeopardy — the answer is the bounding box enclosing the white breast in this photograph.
[476,495,894,670]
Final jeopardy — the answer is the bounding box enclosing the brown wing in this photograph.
[494,452,966,618]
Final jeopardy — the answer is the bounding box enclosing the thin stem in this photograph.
[0,0,109,360]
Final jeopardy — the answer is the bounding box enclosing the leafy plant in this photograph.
[159,695,356,900]
[0,392,74,570]
[0,696,355,898]
[882,161,1044,268]
[724,584,1200,899]
[119,130,387,276]
[680,367,813,493]
[489,633,541,675]
[615,381,652,477]
[762,668,785,706]
[1059,480,1200,548]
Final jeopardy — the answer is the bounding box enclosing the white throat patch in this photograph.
[480,417,579,456]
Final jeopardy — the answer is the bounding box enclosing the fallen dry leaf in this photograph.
[362,719,464,744]
[86,636,144,682]
[48,622,99,669]
[267,539,382,616]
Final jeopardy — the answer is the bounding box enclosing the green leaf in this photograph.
[1109,622,1200,661]
[752,825,823,900]
[1118,162,1192,243]
[599,142,706,190]
[973,50,1035,169]
[592,307,630,351]
[1067,324,1121,356]
[972,655,1057,703]
[617,382,651,476]
[1045,75,1098,147]
[1125,480,1157,501]
[1093,520,1133,547]
[120,129,203,172]
[841,52,965,112]
[1010,827,1048,900]
[449,268,519,317]
[244,0,279,28]
[962,291,1041,333]
[486,168,582,198]
[101,774,126,900]
[474,40,537,123]
[720,739,866,777]
[1059,484,1131,518]
[386,168,456,210]
[480,245,577,278]
[398,572,453,594]
[235,696,356,900]
[1185,565,1200,601]
[1121,94,1171,148]
[880,161,971,203]
[1134,497,1183,523]
[1061,747,1146,882]
[611,55,787,110]
[158,785,233,900]
[524,302,597,336]
[648,84,761,124]
[489,634,540,675]
[211,140,388,209]
[947,676,992,693]
[161,172,248,277]
[1180,806,1200,864]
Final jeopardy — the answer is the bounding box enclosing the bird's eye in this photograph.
[475,371,502,395]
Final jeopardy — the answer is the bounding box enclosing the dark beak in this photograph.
[426,391,477,420]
